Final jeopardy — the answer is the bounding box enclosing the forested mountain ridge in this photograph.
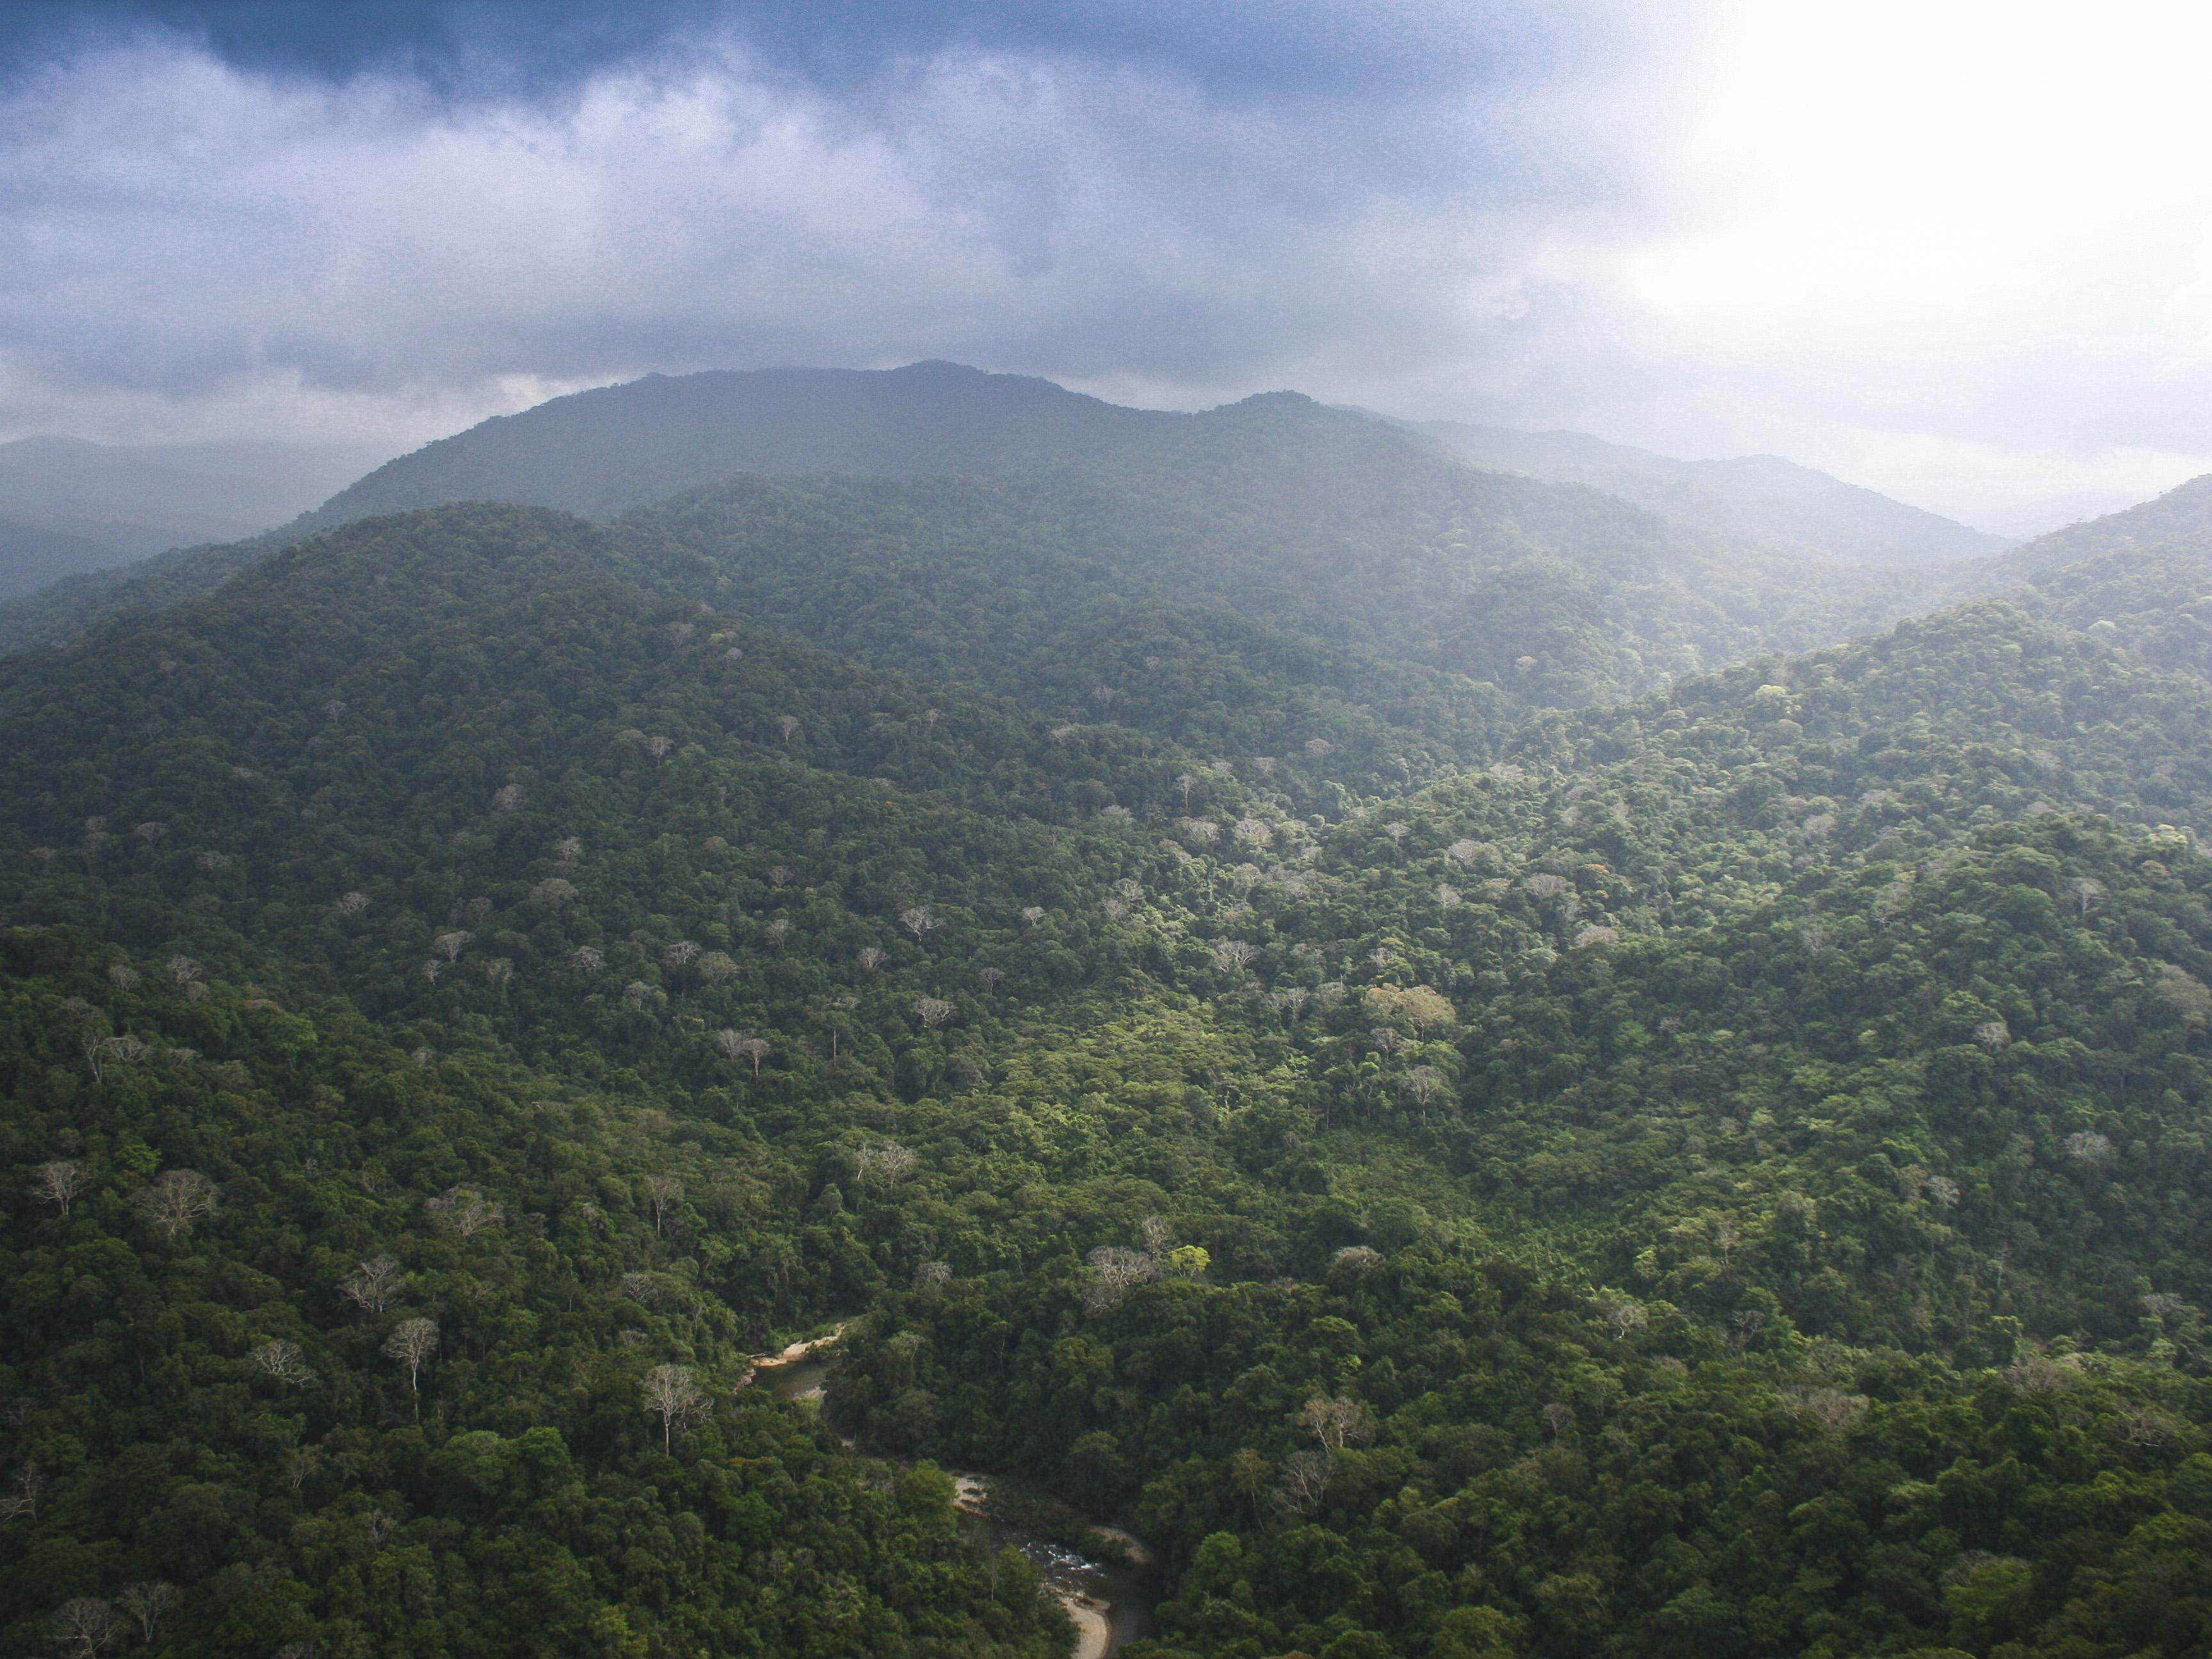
[619,397,1928,723]
[1404,419,2010,568]
[0,367,1921,673]
[4,494,2212,1658]
[293,362,1175,531]
[1982,473,2212,581]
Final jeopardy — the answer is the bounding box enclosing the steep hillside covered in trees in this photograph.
[3,481,2212,1659]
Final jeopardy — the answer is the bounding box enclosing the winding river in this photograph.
[750,1341,1164,1658]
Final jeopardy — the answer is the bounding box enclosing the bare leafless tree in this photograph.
[432,929,475,963]
[855,946,888,971]
[117,1582,180,1645]
[132,1169,218,1242]
[1783,1386,1868,1432]
[640,1364,707,1452]
[1082,1246,1158,1314]
[1019,906,1045,927]
[913,996,956,1030]
[643,1174,684,1235]
[339,1255,403,1315]
[776,715,800,742]
[83,1033,149,1084]
[569,945,604,972]
[33,1161,88,1217]
[1210,940,1256,973]
[899,904,939,941]
[1601,1296,1648,1339]
[383,1318,438,1415]
[47,1598,124,1659]
[1298,1395,1375,1453]
[1271,1448,1333,1516]
[0,1461,42,1519]
[335,890,371,917]
[424,1186,503,1238]
[248,1339,316,1386]
[106,961,139,988]
[854,1141,920,1186]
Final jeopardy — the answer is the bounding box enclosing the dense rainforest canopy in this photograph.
[4,387,2212,1659]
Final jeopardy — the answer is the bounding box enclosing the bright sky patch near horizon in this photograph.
[2,0,2209,531]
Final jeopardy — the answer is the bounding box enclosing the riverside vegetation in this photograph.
[4,376,2212,1659]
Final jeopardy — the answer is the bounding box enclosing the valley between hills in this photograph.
[4,365,2212,1659]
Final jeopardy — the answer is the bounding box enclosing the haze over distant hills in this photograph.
[1404,418,2012,568]
[296,361,1173,531]
[0,435,387,599]
[0,364,1921,693]
[12,351,2212,1659]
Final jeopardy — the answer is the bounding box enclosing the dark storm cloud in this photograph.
[0,0,1694,446]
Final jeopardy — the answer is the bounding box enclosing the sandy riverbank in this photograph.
[1057,1589,1112,1659]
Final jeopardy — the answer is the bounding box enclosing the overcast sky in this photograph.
[4,0,2211,529]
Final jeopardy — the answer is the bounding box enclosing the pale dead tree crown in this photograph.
[1019,906,1045,927]
[383,1318,439,1408]
[433,930,475,962]
[133,1169,218,1242]
[335,890,371,916]
[1298,1395,1375,1453]
[1082,1246,1159,1315]
[424,1186,504,1238]
[49,1598,124,1659]
[35,1161,89,1215]
[640,1364,708,1452]
[855,1141,920,1186]
[2064,1130,2114,1163]
[84,1033,150,1084]
[776,715,801,741]
[1210,940,1257,972]
[106,961,139,988]
[856,946,888,970]
[899,904,939,940]
[642,1174,684,1234]
[913,996,956,1029]
[339,1255,403,1314]
[248,1339,316,1386]
[1271,1448,1333,1516]
[118,1582,180,1644]
[0,1462,44,1520]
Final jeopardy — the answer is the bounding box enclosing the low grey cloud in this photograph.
[4,1,2212,525]
[0,6,1692,435]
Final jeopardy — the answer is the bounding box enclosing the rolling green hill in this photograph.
[4,490,2212,1659]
